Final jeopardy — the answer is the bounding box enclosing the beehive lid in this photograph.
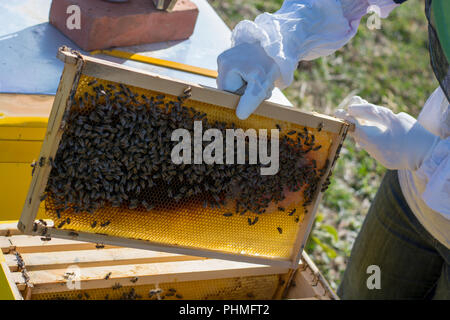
[18,47,350,268]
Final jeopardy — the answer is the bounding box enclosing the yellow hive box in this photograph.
[18,47,350,268]
[0,221,336,300]
[0,94,54,221]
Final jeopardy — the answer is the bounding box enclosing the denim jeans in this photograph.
[338,170,449,299]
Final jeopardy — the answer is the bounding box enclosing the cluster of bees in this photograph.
[46,80,326,222]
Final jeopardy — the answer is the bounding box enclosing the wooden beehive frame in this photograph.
[18,47,350,269]
[1,221,336,300]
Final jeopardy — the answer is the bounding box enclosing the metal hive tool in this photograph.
[18,47,350,268]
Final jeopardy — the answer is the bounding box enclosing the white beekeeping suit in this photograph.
[217,0,450,248]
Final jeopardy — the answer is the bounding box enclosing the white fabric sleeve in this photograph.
[231,0,400,88]
[416,138,450,219]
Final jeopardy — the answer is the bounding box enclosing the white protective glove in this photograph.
[217,42,281,120]
[217,0,401,120]
[335,97,441,171]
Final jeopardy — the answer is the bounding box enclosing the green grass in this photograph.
[208,0,438,290]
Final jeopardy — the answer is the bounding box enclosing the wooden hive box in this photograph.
[1,221,337,300]
[18,47,350,269]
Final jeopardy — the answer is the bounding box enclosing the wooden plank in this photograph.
[59,50,348,134]
[0,222,24,237]
[35,225,293,268]
[5,248,206,271]
[0,93,53,120]
[284,253,336,300]
[6,235,117,254]
[18,59,83,234]
[0,238,13,253]
[300,251,338,300]
[0,220,53,237]
[13,259,288,294]
[290,129,349,268]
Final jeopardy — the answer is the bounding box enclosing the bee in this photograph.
[176,294,183,299]
[66,217,71,224]
[223,212,233,217]
[278,207,285,212]
[40,236,52,241]
[130,277,138,283]
[112,283,122,290]
[100,220,110,227]
[149,288,162,297]
[30,161,37,176]
[289,208,296,216]
[88,80,98,86]
[183,86,192,95]
[91,221,97,228]
[39,157,45,167]
[312,145,322,151]
[287,130,296,135]
[57,220,66,229]
[95,243,105,249]
[277,227,283,234]
[104,272,112,280]
[141,200,154,211]
[295,217,300,223]
[40,193,47,202]
[38,219,47,226]
[275,124,281,130]
[317,122,323,132]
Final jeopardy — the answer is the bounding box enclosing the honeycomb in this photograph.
[43,75,334,260]
[32,274,281,300]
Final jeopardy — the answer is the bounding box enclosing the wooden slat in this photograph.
[0,222,24,237]
[18,59,83,234]
[5,248,206,271]
[284,252,336,300]
[12,259,288,294]
[290,128,348,268]
[6,235,117,253]
[34,225,293,268]
[0,238,13,253]
[58,50,347,134]
[0,220,53,237]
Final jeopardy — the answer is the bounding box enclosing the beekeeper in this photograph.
[217,0,449,299]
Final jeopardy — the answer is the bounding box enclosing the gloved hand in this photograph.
[217,42,281,120]
[335,96,440,170]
